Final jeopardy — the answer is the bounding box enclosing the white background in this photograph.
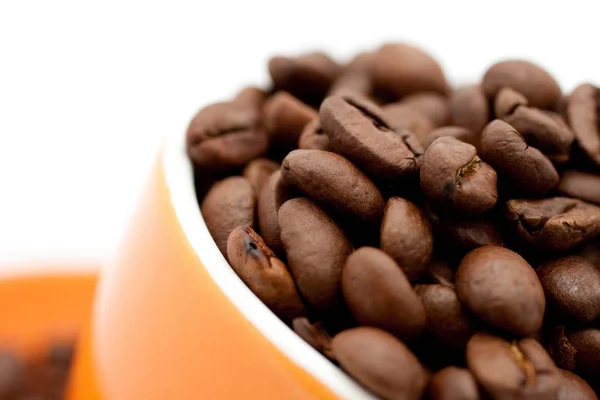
[0,0,598,273]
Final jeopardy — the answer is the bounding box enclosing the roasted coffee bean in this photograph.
[579,239,600,269]
[242,158,280,195]
[558,170,600,205]
[481,119,559,196]
[331,327,428,400]
[424,259,455,287]
[201,176,255,257]
[328,52,373,98]
[268,52,341,105]
[566,84,600,167]
[281,149,384,222]
[0,351,21,398]
[505,197,600,253]
[456,246,545,336]
[494,87,529,119]
[482,60,562,109]
[292,317,333,358]
[450,85,490,135]
[342,247,426,341]
[298,118,330,151]
[187,101,268,173]
[428,367,480,400]
[537,256,600,323]
[556,369,598,400]
[421,136,497,216]
[415,284,476,350]
[320,95,421,180]
[400,92,451,127]
[372,42,448,100]
[548,326,578,372]
[466,332,561,400]
[233,86,268,110]
[424,126,479,150]
[562,328,600,382]
[382,102,435,140]
[227,226,305,321]
[380,197,433,281]
[257,170,294,256]
[278,198,352,313]
[263,91,317,151]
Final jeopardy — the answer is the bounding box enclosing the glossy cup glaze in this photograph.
[67,130,377,399]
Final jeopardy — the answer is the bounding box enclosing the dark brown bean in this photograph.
[481,119,559,196]
[558,170,600,205]
[331,327,428,400]
[227,226,305,321]
[456,246,545,336]
[201,176,255,257]
[466,332,561,400]
[450,85,490,135]
[415,284,476,350]
[256,170,294,256]
[494,87,529,119]
[298,118,330,151]
[556,369,598,400]
[342,247,426,341]
[505,197,600,253]
[242,158,280,195]
[372,42,448,100]
[320,95,421,180]
[424,259,455,287]
[268,52,341,105]
[380,197,433,281]
[328,52,373,98]
[421,136,498,216]
[186,102,268,173]
[292,318,333,358]
[233,86,268,110]
[424,126,479,150]
[263,91,317,151]
[564,328,600,382]
[537,256,600,323]
[278,198,352,312]
[566,84,600,167]
[400,92,451,127]
[579,239,600,269]
[281,149,384,222]
[428,367,480,400]
[482,60,562,109]
[382,102,435,141]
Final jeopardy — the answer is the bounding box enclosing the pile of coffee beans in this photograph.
[0,343,74,399]
[188,42,600,399]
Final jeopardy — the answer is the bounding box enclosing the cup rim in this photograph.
[162,130,376,399]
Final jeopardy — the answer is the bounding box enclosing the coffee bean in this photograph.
[342,247,426,341]
[537,256,600,323]
[466,332,561,400]
[505,197,600,253]
[424,259,455,287]
[566,84,600,167]
[424,126,479,151]
[382,102,435,141]
[380,197,433,281]
[278,198,352,313]
[242,158,280,195]
[320,95,421,180]
[187,101,268,173]
[456,246,545,336]
[328,52,373,98]
[558,170,600,205]
[556,369,598,400]
[494,87,529,119]
[0,351,21,398]
[450,85,490,136]
[421,136,498,216]
[563,328,600,382]
[579,239,600,269]
[482,60,562,109]
[400,92,451,128]
[481,119,559,196]
[263,91,317,151]
[233,86,268,110]
[201,176,255,257]
[268,52,341,105]
[292,317,333,358]
[548,326,578,372]
[298,118,330,151]
[331,327,428,400]
[227,226,305,321]
[281,149,384,222]
[428,367,480,400]
[415,284,476,350]
[372,42,448,100]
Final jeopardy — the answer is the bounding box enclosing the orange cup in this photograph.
[67,132,377,399]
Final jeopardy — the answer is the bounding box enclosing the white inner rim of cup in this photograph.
[163,129,377,400]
